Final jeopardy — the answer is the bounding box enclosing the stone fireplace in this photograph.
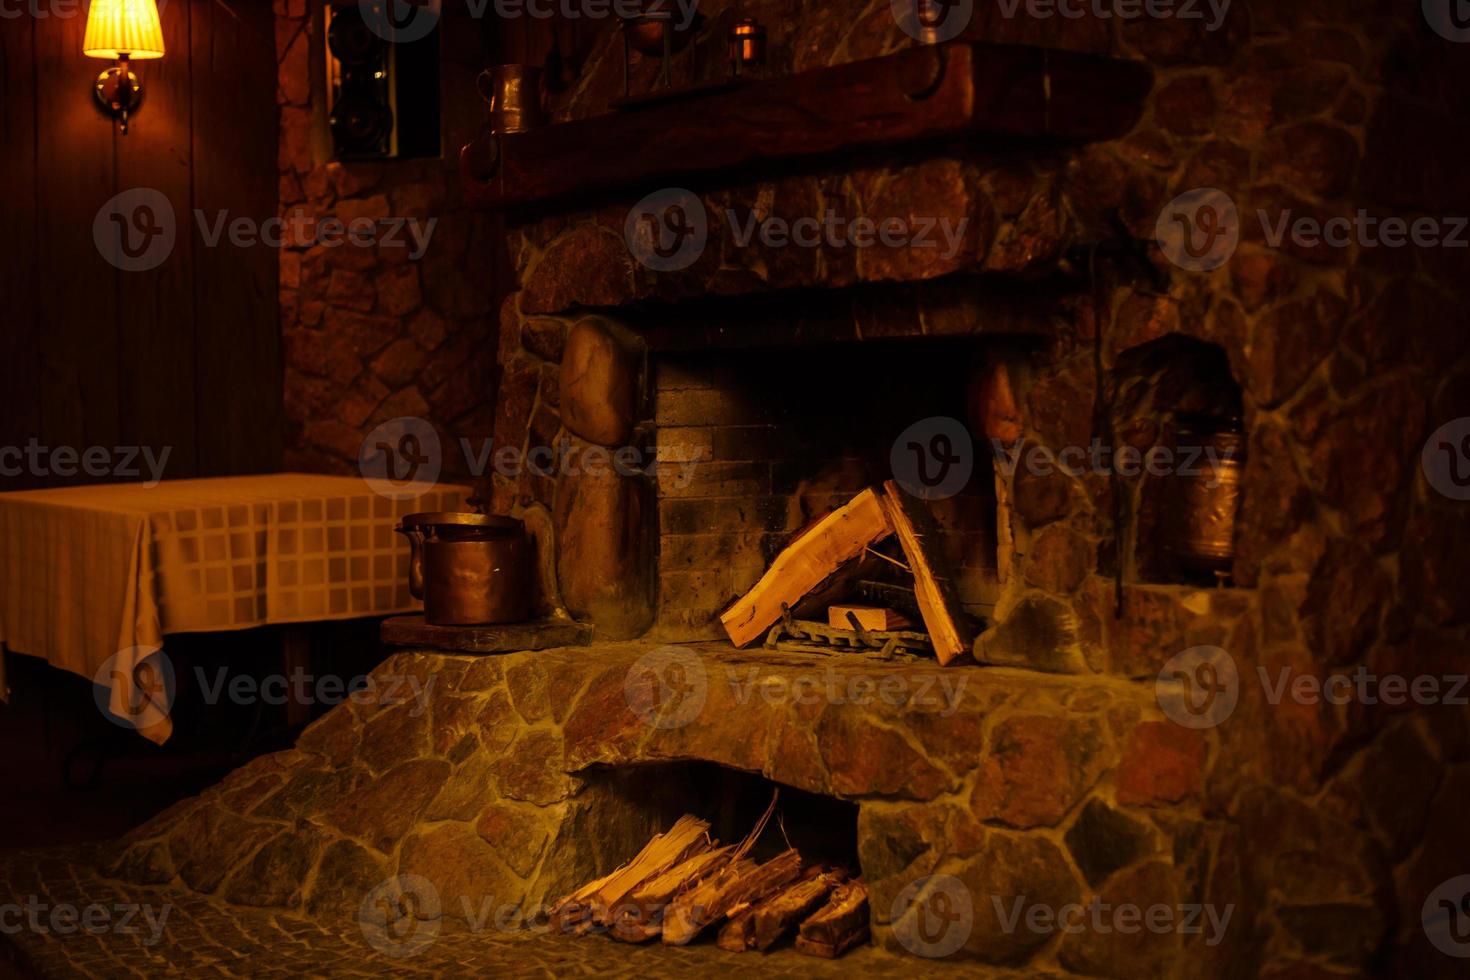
[487,177,1092,644]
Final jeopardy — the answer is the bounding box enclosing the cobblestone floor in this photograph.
[0,846,1031,978]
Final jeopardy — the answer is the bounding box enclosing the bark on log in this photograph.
[717,868,848,952]
[548,814,711,934]
[795,881,871,958]
[663,849,803,946]
[610,845,735,943]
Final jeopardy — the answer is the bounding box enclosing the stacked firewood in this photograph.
[719,482,976,665]
[547,797,869,957]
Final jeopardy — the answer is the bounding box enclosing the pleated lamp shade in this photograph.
[83,0,166,60]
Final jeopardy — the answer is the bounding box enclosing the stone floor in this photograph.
[0,845,1038,978]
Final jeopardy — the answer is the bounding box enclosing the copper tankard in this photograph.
[477,65,546,134]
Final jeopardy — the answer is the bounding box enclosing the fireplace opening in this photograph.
[575,761,861,874]
[549,761,868,949]
[652,338,1001,640]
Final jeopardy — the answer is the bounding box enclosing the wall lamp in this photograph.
[84,0,166,136]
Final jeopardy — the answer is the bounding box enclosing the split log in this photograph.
[828,605,912,632]
[878,480,975,665]
[610,845,736,942]
[662,858,755,945]
[717,868,848,952]
[795,881,870,958]
[721,488,893,647]
[547,814,711,934]
[663,848,804,945]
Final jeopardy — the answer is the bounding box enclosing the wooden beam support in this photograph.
[462,42,1152,210]
[379,615,593,654]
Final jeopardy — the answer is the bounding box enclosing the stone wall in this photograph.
[274,0,500,479]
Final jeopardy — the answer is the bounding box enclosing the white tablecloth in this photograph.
[0,474,467,741]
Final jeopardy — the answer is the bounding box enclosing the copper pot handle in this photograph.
[394,524,425,600]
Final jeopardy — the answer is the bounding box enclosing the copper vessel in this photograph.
[620,0,703,93]
[728,18,767,75]
[396,513,532,625]
[623,0,700,56]
[477,65,546,134]
[1166,417,1244,577]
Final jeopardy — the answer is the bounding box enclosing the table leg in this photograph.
[281,624,312,728]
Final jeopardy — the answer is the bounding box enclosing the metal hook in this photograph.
[906,43,949,102]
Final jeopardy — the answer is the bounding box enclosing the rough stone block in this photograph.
[305,840,388,918]
[1116,721,1205,807]
[559,316,643,447]
[553,439,654,638]
[969,714,1105,828]
[976,593,1087,674]
[398,824,522,913]
[1064,798,1156,887]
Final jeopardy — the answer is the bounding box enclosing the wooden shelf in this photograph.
[380,615,593,654]
[461,42,1151,211]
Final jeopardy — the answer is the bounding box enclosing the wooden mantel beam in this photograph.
[461,42,1152,211]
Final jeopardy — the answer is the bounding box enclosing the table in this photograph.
[0,474,468,742]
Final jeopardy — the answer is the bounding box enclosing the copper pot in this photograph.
[396,513,532,625]
[623,0,701,56]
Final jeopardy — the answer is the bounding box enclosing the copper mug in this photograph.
[1165,416,1244,577]
[477,65,546,134]
[396,513,532,625]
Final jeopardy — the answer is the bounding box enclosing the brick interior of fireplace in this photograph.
[652,338,1001,639]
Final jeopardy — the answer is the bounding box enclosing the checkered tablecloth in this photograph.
[0,474,468,742]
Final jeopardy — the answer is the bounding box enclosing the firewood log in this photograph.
[610,845,736,942]
[720,487,893,647]
[827,605,912,632]
[878,480,974,665]
[661,858,754,946]
[795,881,870,958]
[717,867,848,952]
[657,791,780,944]
[547,814,712,934]
[662,848,803,946]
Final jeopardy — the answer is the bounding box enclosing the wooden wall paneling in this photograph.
[443,4,487,155]
[32,10,120,485]
[189,0,282,476]
[115,0,198,481]
[0,16,41,486]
